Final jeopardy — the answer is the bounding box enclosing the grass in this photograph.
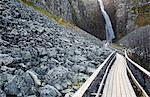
[18,0,83,33]
[20,0,58,20]
[111,43,126,50]
[18,0,75,26]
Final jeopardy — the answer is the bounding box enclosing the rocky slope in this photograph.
[23,0,116,40]
[0,0,113,97]
[119,25,150,70]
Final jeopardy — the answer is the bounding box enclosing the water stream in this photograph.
[98,0,115,42]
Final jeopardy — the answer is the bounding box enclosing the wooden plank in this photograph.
[123,58,137,97]
[72,52,116,97]
[116,57,121,97]
[102,55,118,97]
[119,59,127,97]
[120,55,128,97]
[102,53,137,97]
[111,61,118,97]
[101,64,115,97]
[121,55,136,97]
[95,55,116,97]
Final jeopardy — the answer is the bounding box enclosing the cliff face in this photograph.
[24,0,149,40]
[35,0,106,39]
[119,25,150,70]
[25,0,117,40]
[114,0,150,39]
[115,0,150,70]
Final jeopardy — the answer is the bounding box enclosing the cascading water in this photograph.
[98,0,115,42]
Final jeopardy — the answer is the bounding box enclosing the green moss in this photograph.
[19,0,58,20]
[131,3,150,27]
[18,0,74,26]
[18,0,86,32]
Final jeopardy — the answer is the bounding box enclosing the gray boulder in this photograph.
[0,73,16,89]
[45,66,70,85]
[4,73,35,96]
[39,85,61,97]
[47,48,58,57]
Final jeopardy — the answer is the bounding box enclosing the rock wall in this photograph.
[45,0,106,39]
[26,0,106,39]
[114,0,150,39]
[119,25,150,70]
[24,0,117,40]
[115,0,150,70]
[23,0,150,40]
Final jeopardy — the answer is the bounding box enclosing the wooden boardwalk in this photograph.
[102,53,136,97]
[73,51,150,97]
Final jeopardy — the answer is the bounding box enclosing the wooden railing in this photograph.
[125,50,150,77]
[72,51,116,97]
[125,50,150,97]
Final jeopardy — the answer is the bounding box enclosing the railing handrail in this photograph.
[72,51,116,97]
[95,54,116,97]
[125,50,150,77]
[126,63,149,97]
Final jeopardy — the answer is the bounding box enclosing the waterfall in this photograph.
[98,0,115,42]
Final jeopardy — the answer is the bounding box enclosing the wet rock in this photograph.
[39,85,61,97]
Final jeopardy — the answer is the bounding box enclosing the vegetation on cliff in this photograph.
[131,3,150,27]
